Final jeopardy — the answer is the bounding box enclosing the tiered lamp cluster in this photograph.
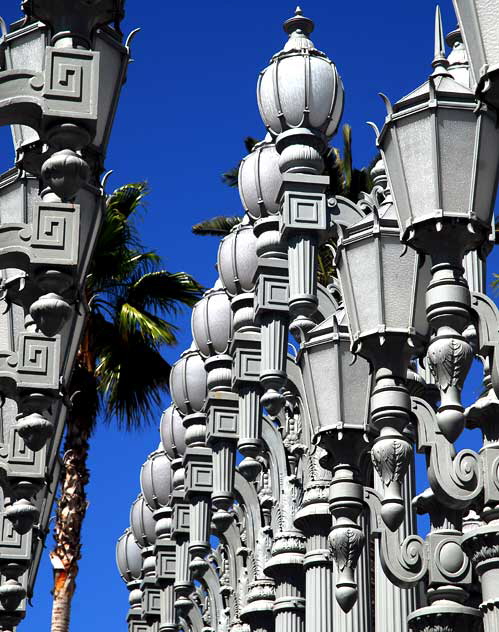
[117,5,499,632]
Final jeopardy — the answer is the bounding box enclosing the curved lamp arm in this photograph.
[364,487,427,589]
[471,291,499,397]
[413,396,483,508]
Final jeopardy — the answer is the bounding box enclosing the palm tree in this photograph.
[192,124,378,285]
[50,183,203,632]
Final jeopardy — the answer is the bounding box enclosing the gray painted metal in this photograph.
[115,6,499,632]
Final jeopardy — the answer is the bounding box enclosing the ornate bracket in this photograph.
[364,486,427,588]
[413,396,483,508]
[471,291,499,397]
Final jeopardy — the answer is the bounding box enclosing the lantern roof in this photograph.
[390,7,475,114]
[336,160,398,237]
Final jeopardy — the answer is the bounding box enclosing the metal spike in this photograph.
[432,6,449,73]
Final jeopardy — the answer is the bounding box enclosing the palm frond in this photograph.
[96,332,172,429]
[118,302,178,345]
[192,215,242,236]
[124,270,203,314]
[244,136,258,153]
[106,182,148,219]
[221,167,240,188]
[221,137,259,187]
[324,147,346,196]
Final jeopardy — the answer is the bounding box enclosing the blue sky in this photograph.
[0,0,495,629]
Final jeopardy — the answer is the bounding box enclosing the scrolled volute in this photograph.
[414,396,483,508]
[364,487,427,588]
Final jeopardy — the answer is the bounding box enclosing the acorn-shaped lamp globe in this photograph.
[238,139,282,221]
[116,528,144,610]
[140,448,173,512]
[130,494,157,550]
[218,221,259,332]
[257,7,344,140]
[160,405,187,461]
[191,284,233,392]
[169,347,208,447]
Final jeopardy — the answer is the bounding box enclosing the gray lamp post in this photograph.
[169,348,212,578]
[0,1,130,627]
[239,138,288,418]
[218,222,264,481]
[377,8,499,444]
[160,405,192,621]
[336,161,429,531]
[141,448,177,632]
[257,7,343,336]
[130,494,160,630]
[298,310,372,613]
[192,285,237,532]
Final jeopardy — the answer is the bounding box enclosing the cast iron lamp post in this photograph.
[0,0,131,627]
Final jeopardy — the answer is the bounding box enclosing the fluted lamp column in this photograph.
[218,221,264,481]
[192,285,237,533]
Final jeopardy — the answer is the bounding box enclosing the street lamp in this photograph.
[169,348,212,575]
[299,309,372,612]
[336,160,429,531]
[192,285,237,531]
[377,8,499,443]
[218,222,264,479]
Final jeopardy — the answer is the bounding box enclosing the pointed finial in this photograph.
[283,6,314,36]
[432,6,450,75]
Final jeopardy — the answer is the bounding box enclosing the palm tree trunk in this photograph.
[50,411,92,632]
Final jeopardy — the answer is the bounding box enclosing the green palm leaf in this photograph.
[192,215,242,236]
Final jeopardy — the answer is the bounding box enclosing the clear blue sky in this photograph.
[0,0,494,629]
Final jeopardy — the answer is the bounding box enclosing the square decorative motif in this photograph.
[172,504,190,534]
[192,465,212,490]
[143,589,161,615]
[31,203,79,266]
[208,405,238,440]
[43,47,99,120]
[0,515,31,559]
[282,191,327,231]
[157,550,176,579]
[256,275,289,312]
[16,333,60,390]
